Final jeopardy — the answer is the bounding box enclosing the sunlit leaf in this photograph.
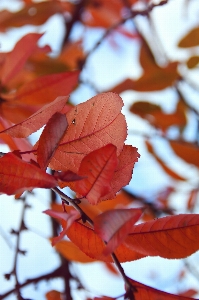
[75,144,118,205]
[37,112,68,170]
[49,92,127,172]
[94,208,142,256]
[125,214,199,258]
[0,96,68,138]
[0,152,57,195]
[128,277,194,300]
[54,240,96,263]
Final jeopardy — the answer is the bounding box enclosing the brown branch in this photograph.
[52,187,137,299]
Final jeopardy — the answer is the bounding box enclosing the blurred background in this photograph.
[0,0,199,299]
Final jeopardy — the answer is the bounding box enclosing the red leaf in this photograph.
[0,152,57,195]
[1,70,79,106]
[75,144,118,205]
[66,221,145,262]
[54,170,84,182]
[49,92,127,172]
[0,96,68,138]
[94,208,142,256]
[101,145,140,200]
[128,277,194,300]
[37,112,68,170]
[43,209,80,246]
[1,33,44,85]
[125,214,199,259]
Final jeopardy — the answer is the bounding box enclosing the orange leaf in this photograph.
[75,144,118,205]
[128,277,194,300]
[170,140,199,168]
[45,290,62,300]
[0,96,68,138]
[0,152,57,195]
[110,62,179,93]
[54,240,96,263]
[178,27,199,48]
[125,214,199,259]
[37,112,68,170]
[187,189,198,211]
[94,208,142,256]
[2,70,79,106]
[66,221,145,262]
[1,33,44,85]
[145,140,186,181]
[0,2,63,31]
[187,56,199,69]
[82,0,123,28]
[130,101,186,132]
[49,92,127,172]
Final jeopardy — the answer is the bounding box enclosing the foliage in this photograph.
[0,0,199,299]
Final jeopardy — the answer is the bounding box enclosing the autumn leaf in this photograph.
[37,112,68,170]
[66,221,145,263]
[125,214,199,259]
[43,209,80,246]
[0,2,63,31]
[49,92,127,172]
[0,152,57,195]
[145,140,186,181]
[101,145,140,200]
[1,70,79,107]
[54,240,96,263]
[127,277,194,300]
[45,290,62,300]
[178,26,199,47]
[0,96,68,138]
[110,62,179,93]
[1,33,45,85]
[170,140,199,168]
[75,144,118,205]
[130,100,187,132]
[82,0,123,28]
[94,208,142,256]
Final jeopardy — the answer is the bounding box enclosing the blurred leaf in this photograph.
[170,140,199,168]
[110,62,179,92]
[187,55,199,68]
[0,2,63,31]
[45,290,62,300]
[130,100,187,131]
[178,27,199,47]
[145,140,186,181]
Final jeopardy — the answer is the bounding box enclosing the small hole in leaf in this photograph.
[72,119,76,124]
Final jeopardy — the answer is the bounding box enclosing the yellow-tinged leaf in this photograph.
[178,27,199,48]
[187,56,199,68]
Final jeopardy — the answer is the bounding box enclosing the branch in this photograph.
[52,187,137,299]
[0,264,68,299]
